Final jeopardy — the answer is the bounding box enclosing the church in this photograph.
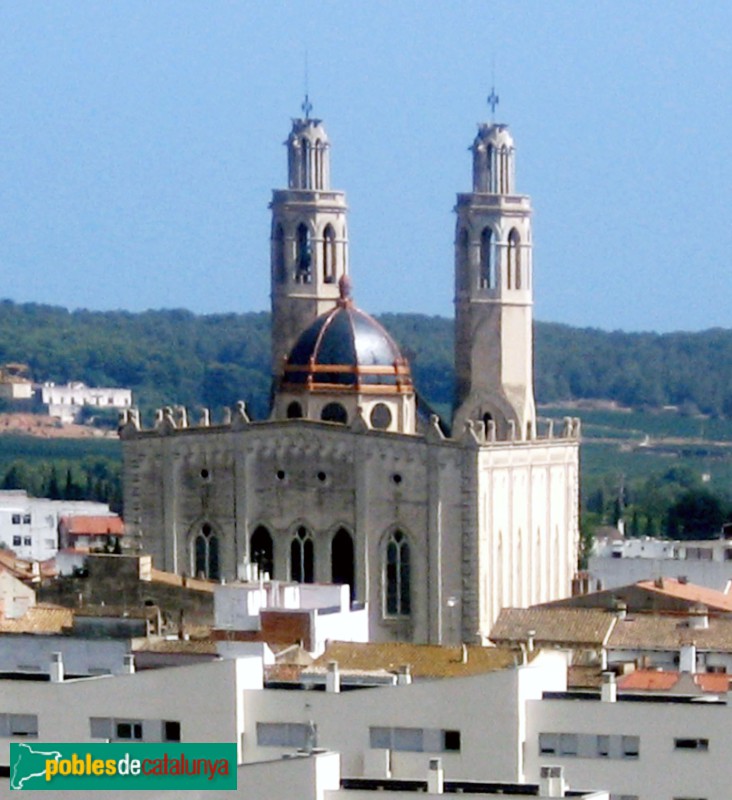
[119,108,580,645]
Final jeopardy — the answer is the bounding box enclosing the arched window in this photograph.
[291,526,314,583]
[286,401,303,419]
[323,225,336,283]
[250,526,273,579]
[300,137,310,187]
[507,228,520,290]
[385,530,410,616]
[370,403,392,430]
[331,528,355,602]
[315,138,323,189]
[480,228,493,289]
[193,523,219,581]
[273,223,286,283]
[296,224,312,283]
[321,402,348,424]
[500,146,509,193]
[457,228,469,291]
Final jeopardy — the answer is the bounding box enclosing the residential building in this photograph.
[41,381,132,424]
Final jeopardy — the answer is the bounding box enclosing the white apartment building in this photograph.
[0,490,116,561]
[41,381,132,424]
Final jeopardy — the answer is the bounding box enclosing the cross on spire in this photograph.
[301,93,313,120]
[487,87,499,121]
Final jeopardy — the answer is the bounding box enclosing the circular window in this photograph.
[287,401,303,419]
[321,402,348,425]
[370,403,392,430]
[317,471,327,483]
[276,470,286,481]
[200,468,210,480]
[391,473,403,485]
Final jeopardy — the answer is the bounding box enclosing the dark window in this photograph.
[11,514,20,525]
[480,228,493,289]
[22,514,31,524]
[385,530,410,616]
[457,228,469,291]
[164,721,181,742]
[331,528,355,602]
[321,402,348,425]
[273,223,286,282]
[675,738,709,751]
[291,526,314,583]
[443,730,461,751]
[12,536,21,547]
[250,526,274,579]
[296,224,312,283]
[323,225,336,283]
[370,403,392,430]
[116,721,142,740]
[507,228,520,290]
[286,401,303,419]
[193,524,220,581]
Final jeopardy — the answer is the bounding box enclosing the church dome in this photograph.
[281,277,413,393]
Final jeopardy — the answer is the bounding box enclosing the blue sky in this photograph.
[0,2,730,333]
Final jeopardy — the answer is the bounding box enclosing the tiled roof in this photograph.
[0,604,73,634]
[609,614,732,652]
[132,638,218,655]
[618,669,730,694]
[636,578,732,612]
[60,516,124,535]
[310,641,520,679]
[75,605,158,620]
[490,607,616,648]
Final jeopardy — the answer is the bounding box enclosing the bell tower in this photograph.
[452,118,536,440]
[270,102,349,382]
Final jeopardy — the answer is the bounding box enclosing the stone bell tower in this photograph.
[452,118,536,440]
[270,102,349,383]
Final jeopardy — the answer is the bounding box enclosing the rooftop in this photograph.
[490,607,615,648]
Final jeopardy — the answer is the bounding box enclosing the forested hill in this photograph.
[0,299,731,420]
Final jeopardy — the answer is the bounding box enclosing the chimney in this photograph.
[123,654,135,675]
[539,765,565,798]
[527,629,536,653]
[601,671,617,703]
[326,660,341,693]
[680,642,696,674]
[460,644,468,664]
[396,665,412,686]
[427,758,444,794]
[50,652,64,683]
[614,600,627,621]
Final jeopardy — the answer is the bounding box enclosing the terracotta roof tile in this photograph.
[618,669,730,694]
[60,516,124,535]
[490,607,616,648]
[609,614,732,652]
[0,605,72,634]
[636,578,732,612]
[310,641,520,679]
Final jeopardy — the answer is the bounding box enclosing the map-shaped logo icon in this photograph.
[11,743,62,789]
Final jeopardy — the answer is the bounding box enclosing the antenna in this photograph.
[301,50,313,120]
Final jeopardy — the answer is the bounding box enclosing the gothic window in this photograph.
[385,530,411,616]
[500,146,509,193]
[286,401,303,419]
[331,528,355,602]
[291,526,314,583]
[250,526,274,579]
[323,225,336,283]
[457,228,469,291]
[480,228,494,289]
[273,223,286,283]
[507,228,520,290]
[321,402,348,424]
[315,138,323,189]
[296,224,312,283]
[300,137,310,187]
[193,523,219,581]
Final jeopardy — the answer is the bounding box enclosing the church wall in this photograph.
[475,439,579,640]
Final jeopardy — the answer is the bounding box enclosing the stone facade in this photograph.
[120,112,580,644]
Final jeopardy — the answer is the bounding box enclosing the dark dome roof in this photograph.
[282,298,413,393]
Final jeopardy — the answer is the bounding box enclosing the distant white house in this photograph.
[41,381,132,424]
[0,490,118,562]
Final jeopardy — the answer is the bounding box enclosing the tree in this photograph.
[666,489,726,540]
